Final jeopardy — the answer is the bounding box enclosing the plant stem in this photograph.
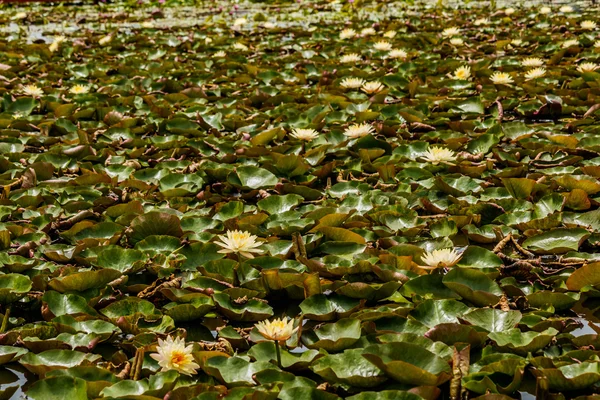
[274,340,282,369]
[0,307,9,334]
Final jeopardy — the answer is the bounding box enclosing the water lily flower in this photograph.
[373,41,392,51]
[263,22,276,29]
[511,39,523,46]
[539,6,551,14]
[521,57,544,67]
[215,230,263,259]
[420,248,462,270]
[524,67,546,80]
[340,28,357,39]
[504,7,515,15]
[141,21,154,28]
[577,62,599,73]
[22,85,43,97]
[452,65,471,80]
[388,49,407,59]
[421,147,456,164]
[383,30,396,38]
[361,27,376,36]
[213,50,227,58]
[12,12,27,20]
[99,35,113,46]
[559,5,574,13]
[255,318,298,343]
[340,53,362,63]
[340,77,365,88]
[150,336,199,376]
[233,42,249,51]
[361,81,384,94]
[450,38,464,46]
[442,27,460,37]
[290,128,319,141]
[581,20,597,30]
[70,85,90,94]
[344,123,374,138]
[562,39,579,48]
[49,35,66,52]
[490,71,514,85]
[233,17,247,27]
[594,41,600,48]
[474,18,489,26]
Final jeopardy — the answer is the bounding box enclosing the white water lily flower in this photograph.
[13,12,27,20]
[474,18,489,26]
[373,41,392,51]
[442,27,460,37]
[361,27,376,36]
[490,71,514,85]
[340,77,365,89]
[562,39,579,48]
[560,5,574,13]
[22,85,43,97]
[452,65,471,80]
[233,17,247,27]
[524,67,546,80]
[421,147,456,164]
[150,336,199,376]
[340,28,357,39]
[540,6,551,14]
[290,128,319,141]
[504,7,515,15]
[141,21,154,28]
[70,85,89,94]
[450,38,464,46]
[383,30,397,38]
[361,81,384,94]
[388,49,407,59]
[213,50,227,58]
[420,248,462,270]
[215,230,263,258]
[340,53,362,63]
[521,57,544,67]
[99,35,113,46]
[49,35,66,52]
[595,41,600,48]
[255,318,298,343]
[511,39,523,46]
[233,42,249,51]
[581,20,597,30]
[263,22,276,29]
[577,62,599,73]
[344,123,374,138]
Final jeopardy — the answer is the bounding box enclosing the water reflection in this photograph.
[0,364,36,400]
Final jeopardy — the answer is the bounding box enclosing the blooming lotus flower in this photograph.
[255,318,298,343]
[361,81,384,94]
[521,57,544,67]
[490,71,514,85]
[474,18,489,26]
[22,85,43,97]
[420,248,462,270]
[421,147,456,164]
[233,42,249,51]
[452,65,471,80]
[442,27,460,37]
[577,62,599,73]
[70,85,89,94]
[450,38,464,46]
[290,128,319,141]
[540,6,551,14]
[388,49,407,59]
[340,53,362,63]
[504,7,515,15]
[373,41,392,51]
[524,67,546,80]
[562,39,579,48]
[215,230,263,258]
[581,20,597,30]
[344,123,374,138]
[383,30,396,38]
[361,27,376,36]
[213,50,227,58]
[511,39,523,46]
[559,5,573,13]
[340,77,365,89]
[150,336,199,376]
[340,28,357,39]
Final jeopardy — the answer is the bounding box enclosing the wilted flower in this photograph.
[215,230,263,258]
[420,248,462,270]
[361,27,376,36]
[233,17,247,27]
[213,50,227,58]
[524,67,546,80]
[577,62,599,72]
[452,65,471,80]
[521,57,544,67]
[255,318,298,342]
[150,336,199,376]
[388,49,407,59]
[442,27,460,37]
[540,6,551,14]
[70,85,90,94]
[559,5,574,13]
[450,38,464,46]
[99,35,113,46]
[340,28,357,39]
[421,147,456,164]
[504,7,515,15]
[581,20,597,30]
[562,39,579,48]
[361,81,384,94]
[340,53,362,63]
[22,85,43,97]
[490,71,514,85]
[290,128,319,141]
[383,30,397,38]
[344,123,374,138]
[233,42,249,51]
[474,18,489,26]
[340,77,365,88]
[373,41,392,51]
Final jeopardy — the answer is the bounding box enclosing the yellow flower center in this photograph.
[170,351,186,366]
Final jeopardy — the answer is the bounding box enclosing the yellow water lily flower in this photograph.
[539,6,551,14]
[49,35,66,52]
[340,28,357,39]
[511,39,523,46]
[452,65,471,80]
[373,41,392,51]
[290,128,319,141]
[22,85,43,97]
[150,336,199,376]
[442,27,460,37]
[263,22,276,29]
[474,18,489,26]
[388,49,407,59]
[560,5,574,13]
[215,230,263,258]
[562,39,579,48]
[12,12,27,20]
[594,40,600,48]
[504,7,515,15]
[340,77,365,89]
[255,318,297,342]
[233,18,247,27]
[361,27,376,36]
[213,50,227,58]
[340,53,362,63]
[577,62,599,73]
[141,21,154,28]
[521,57,544,67]
[420,248,462,270]
[233,42,249,51]
[344,123,374,139]
[361,81,384,94]
[383,30,397,38]
[70,85,90,94]
[581,20,597,30]
[421,147,456,164]
[524,67,546,80]
[490,71,514,85]
[450,38,464,46]
[99,35,113,46]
